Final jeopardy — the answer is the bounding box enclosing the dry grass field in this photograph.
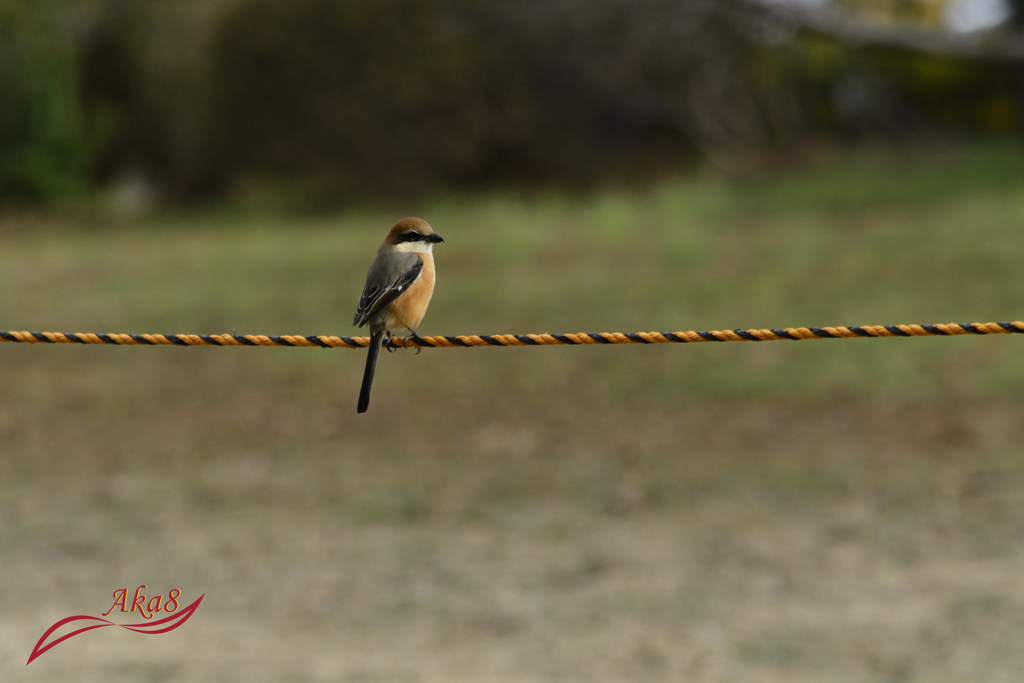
[3,146,1024,682]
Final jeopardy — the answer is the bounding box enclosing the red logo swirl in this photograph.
[27,594,204,665]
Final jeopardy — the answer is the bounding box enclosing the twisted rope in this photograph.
[1,321,1022,349]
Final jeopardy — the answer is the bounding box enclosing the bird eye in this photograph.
[401,231,419,242]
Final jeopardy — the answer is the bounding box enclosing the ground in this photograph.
[2,145,1024,682]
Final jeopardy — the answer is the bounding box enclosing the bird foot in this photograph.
[404,331,423,354]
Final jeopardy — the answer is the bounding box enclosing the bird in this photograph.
[353,217,443,413]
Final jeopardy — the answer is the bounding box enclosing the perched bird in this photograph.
[353,217,443,413]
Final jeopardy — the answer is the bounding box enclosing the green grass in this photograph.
[3,145,1024,682]
[4,143,1024,404]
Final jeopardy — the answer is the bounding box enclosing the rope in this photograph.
[1,322,1022,349]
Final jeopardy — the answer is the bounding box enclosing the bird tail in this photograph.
[357,329,385,413]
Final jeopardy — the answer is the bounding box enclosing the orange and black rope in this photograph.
[1,321,1022,349]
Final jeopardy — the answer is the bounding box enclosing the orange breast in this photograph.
[387,253,435,331]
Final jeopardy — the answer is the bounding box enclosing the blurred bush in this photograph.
[209,0,533,201]
[0,0,92,201]
[3,0,1022,206]
[208,0,770,201]
[78,0,794,204]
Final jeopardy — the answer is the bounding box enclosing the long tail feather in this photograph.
[357,330,384,413]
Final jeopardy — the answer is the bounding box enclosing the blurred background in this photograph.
[3,0,1024,681]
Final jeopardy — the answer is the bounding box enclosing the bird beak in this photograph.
[426,233,444,243]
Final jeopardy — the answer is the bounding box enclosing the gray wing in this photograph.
[354,253,423,327]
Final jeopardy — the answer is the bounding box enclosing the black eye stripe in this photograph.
[398,231,422,243]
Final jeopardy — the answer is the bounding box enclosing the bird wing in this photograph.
[353,254,424,327]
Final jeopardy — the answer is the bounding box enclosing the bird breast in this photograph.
[387,253,435,331]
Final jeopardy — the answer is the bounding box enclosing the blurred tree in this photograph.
[46,0,1024,207]
[1012,0,1024,27]
[79,0,245,199]
[0,0,92,201]
[207,0,801,201]
[209,0,534,201]
[748,0,1024,139]
[71,0,809,203]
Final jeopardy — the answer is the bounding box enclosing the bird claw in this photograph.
[383,332,423,353]
[404,331,423,354]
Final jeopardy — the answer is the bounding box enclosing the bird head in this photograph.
[385,217,444,252]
